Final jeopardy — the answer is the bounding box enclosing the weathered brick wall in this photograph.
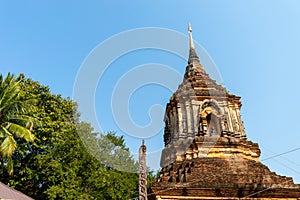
[150,157,300,198]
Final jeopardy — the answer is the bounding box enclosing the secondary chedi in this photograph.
[149,24,300,199]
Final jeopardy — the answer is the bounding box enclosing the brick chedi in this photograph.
[149,24,300,199]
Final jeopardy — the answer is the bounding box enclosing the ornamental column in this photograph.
[139,140,147,200]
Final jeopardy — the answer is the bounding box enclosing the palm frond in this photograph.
[9,114,40,121]
[0,74,20,113]
[6,122,35,142]
[0,74,3,86]
[0,125,10,138]
[0,135,17,157]
[7,157,14,175]
[8,114,41,127]
[0,73,37,175]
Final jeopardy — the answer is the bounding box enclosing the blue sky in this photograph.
[1,1,300,182]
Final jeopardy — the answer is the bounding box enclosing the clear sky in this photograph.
[1,1,300,183]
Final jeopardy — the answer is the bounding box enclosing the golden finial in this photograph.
[188,23,192,33]
[188,23,195,49]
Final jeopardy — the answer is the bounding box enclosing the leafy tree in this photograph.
[77,122,139,198]
[0,76,139,199]
[147,168,159,189]
[0,73,37,174]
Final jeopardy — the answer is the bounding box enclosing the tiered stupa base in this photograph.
[150,137,300,199]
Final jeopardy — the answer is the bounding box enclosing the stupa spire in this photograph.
[188,23,194,49]
[188,23,200,64]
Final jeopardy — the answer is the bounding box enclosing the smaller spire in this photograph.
[188,23,200,64]
[139,139,147,200]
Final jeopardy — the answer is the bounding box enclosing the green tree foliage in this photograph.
[146,168,159,189]
[0,73,37,174]
[0,76,139,199]
[79,124,138,173]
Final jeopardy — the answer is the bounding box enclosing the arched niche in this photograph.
[199,100,223,137]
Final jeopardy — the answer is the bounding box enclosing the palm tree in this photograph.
[0,73,36,174]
